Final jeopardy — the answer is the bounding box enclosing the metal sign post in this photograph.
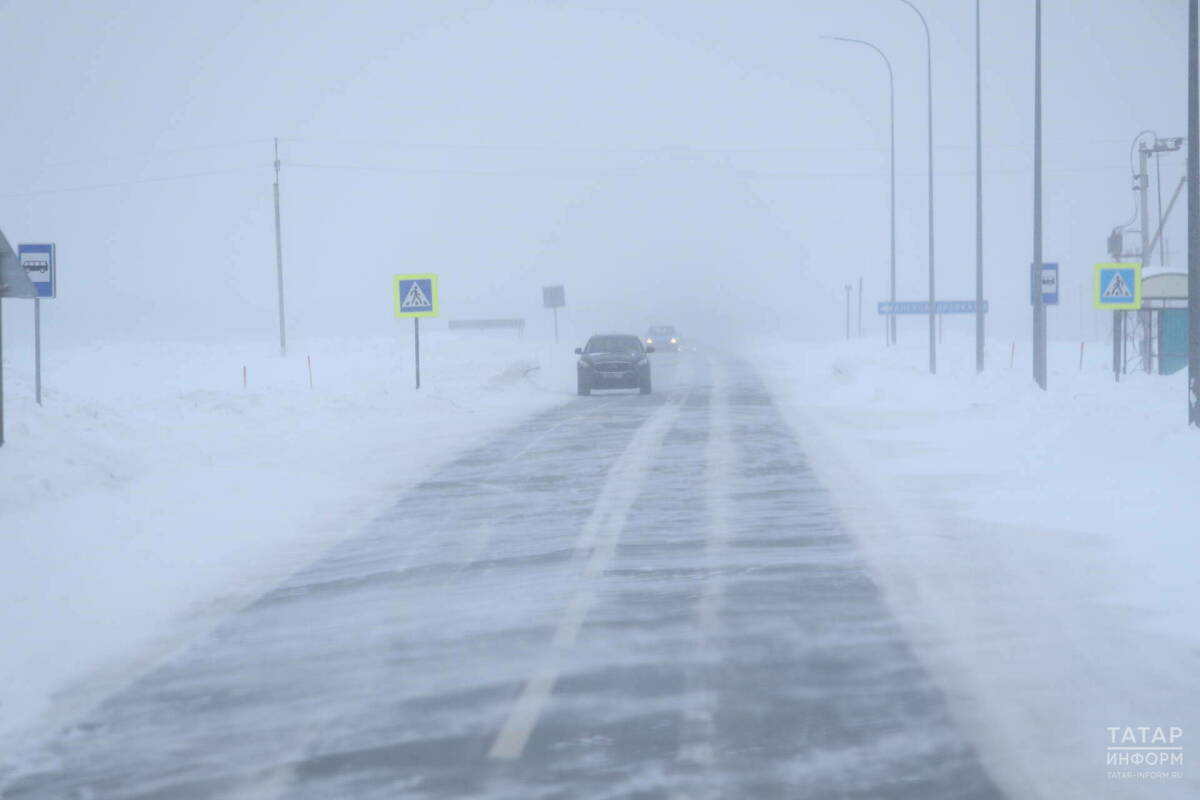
[975,0,985,372]
[394,273,439,390]
[1113,311,1122,383]
[1032,0,1047,391]
[1030,259,1058,374]
[542,286,566,344]
[1095,262,1142,383]
[35,299,41,404]
[19,244,55,405]
[0,231,39,447]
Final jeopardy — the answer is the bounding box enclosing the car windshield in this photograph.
[585,336,643,355]
[647,326,675,337]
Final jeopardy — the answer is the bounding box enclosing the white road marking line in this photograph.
[677,360,733,775]
[240,401,626,792]
[552,588,596,649]
[488,398,683,760]
[465,401,619,567]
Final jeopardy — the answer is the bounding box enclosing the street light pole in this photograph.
[825,35,897,346]
[1032,0,1047,390]
[975,0,985,372]
[896,0,936,373]
[273,137,288,358]
[1189,0,1199,426]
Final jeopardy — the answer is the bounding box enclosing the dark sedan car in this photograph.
[575,334,653,396]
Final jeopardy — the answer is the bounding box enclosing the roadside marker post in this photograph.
[845,284,852,340]
[394,274,439,390]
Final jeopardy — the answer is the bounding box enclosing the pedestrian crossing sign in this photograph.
[394,274,439,318]
[1093,263,1141,310]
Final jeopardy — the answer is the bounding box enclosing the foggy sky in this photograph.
[0,0,1188,350]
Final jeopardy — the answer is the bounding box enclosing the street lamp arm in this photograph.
[891,0,936,373]
[894,0,932,48]
[822,33,898,345]
[822,36,894,84]
[1129,128,1159,178]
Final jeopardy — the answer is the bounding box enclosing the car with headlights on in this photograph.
[644,325,681,352]
[575,334,653,396]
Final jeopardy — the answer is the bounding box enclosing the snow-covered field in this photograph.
[0,331,573,757]
[3,328,1196,797]
[755,337,1199,799]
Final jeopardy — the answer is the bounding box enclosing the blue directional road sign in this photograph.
[1030,262,1058,305]
[878,300,989,315]
[18,244,55,298]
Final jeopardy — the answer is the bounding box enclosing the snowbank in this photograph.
[0,331,574,756]
[750,336,1199,799]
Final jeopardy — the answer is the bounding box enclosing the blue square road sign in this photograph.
[393,274,439,318]
[18,244,55,299]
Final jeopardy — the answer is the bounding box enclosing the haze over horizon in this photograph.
[0,0,1188,349]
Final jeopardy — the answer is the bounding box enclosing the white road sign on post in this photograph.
[19,244,56,406]
[393,274,439,390]
[1030,262,1059,305]
[19,244,55,299]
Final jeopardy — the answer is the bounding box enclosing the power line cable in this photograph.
[0,165,266,199]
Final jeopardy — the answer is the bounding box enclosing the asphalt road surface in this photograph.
[2,353,1003,799]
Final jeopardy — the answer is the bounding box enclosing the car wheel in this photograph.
[639,372,652,395]
[578,374,591,396]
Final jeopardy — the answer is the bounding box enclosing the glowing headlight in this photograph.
[670,338,677,344]
[646,338,654,344]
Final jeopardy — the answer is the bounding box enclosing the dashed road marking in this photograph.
[488,397,684,760]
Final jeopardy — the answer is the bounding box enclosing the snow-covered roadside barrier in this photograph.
[749,337,1200,800]
[0,333,574,758]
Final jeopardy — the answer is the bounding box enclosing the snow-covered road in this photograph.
[1,353,1000,798]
